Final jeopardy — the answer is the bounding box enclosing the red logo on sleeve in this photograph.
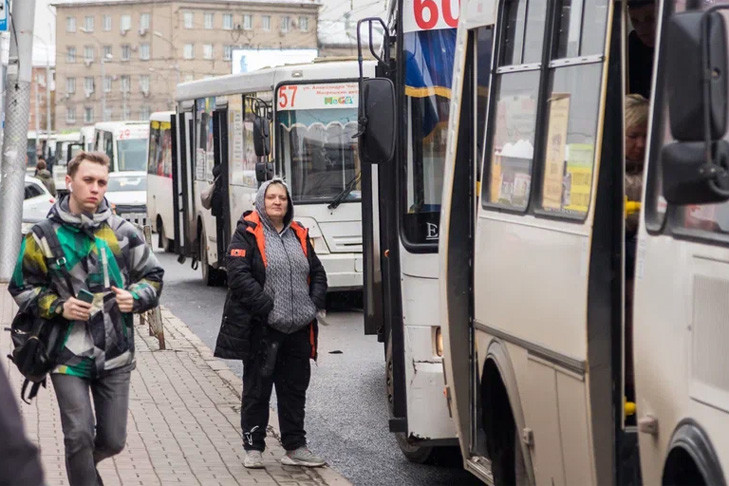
[230,249,246,257]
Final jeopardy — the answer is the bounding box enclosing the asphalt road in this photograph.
[155,250,481,486]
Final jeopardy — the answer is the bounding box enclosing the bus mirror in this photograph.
[666,11,728,142]
[255,161,273,183]
[359,78,395,165]
[661,141,729,204]
[253,116,270,157]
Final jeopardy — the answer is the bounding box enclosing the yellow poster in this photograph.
[542,94,570,210]
[563,143,594,213]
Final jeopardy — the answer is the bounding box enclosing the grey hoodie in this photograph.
[255,179,318,334]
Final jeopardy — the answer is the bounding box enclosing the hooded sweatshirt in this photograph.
[9,195,164,377]
[35,168,56,196]
[254,179,318,334]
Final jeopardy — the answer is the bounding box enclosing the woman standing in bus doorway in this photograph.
[214,179,328,469]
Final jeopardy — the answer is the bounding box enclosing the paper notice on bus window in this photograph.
[542,94,570,210]
[563,144,594,213]
[403,0,460,33]
[277,83,359,111]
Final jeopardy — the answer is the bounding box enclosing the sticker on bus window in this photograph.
[542,94,570,211]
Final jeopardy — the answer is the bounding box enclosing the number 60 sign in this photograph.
[403,0,461,33]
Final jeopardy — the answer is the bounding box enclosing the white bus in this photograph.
[349,0,729,483]
[355,0,460,463]
[51,132,83,194]
[146,111,176,251]
[172,60,373,288]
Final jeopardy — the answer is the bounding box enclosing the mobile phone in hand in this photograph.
[77,289,94,304]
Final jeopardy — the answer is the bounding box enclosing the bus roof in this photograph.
[150,111,174,122]
[175,59,376,102]
[94,121,149,139]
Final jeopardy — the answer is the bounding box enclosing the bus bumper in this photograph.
[318,253,363,291]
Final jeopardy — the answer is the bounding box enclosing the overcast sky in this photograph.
[30,0,388,64]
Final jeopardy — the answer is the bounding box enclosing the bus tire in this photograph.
[199,226,223,287]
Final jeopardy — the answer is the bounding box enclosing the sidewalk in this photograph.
[1,286,351,486]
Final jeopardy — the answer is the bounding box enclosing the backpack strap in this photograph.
[32,219,75,297]
[20,378,45,405]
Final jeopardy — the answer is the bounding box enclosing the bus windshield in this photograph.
[276,85,360,204]
[117,138,148,171]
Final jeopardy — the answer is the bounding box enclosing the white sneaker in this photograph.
[244,450,264,469]
[281,447,326,467]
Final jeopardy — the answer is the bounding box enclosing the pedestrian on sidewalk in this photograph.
[34,158,57,196]
[214,178,327,469]
[9,151,164,486]
[0,361,45,485]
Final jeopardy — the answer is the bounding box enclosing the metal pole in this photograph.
[101,57,106,120]
[45,42,51,134]
[0,0,37,282]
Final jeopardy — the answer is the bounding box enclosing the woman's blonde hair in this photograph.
[625,93,649,131]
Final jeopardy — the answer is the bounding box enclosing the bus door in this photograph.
[172,106,196,261]
[213,103,231,265]
[169,112,181,254]
[358,5,459,462]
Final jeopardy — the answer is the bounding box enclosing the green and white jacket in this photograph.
[9,196,164,378]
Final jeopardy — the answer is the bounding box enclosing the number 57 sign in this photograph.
[403,0,461,33]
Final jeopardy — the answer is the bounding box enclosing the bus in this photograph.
[355,0,460,463]
[51,132,83,194]
[93,121,150,173]
[172,60,373,289]
[361,0,729,483]
[147,111,176,251]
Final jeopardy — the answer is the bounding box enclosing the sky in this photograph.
[30,0,389,64]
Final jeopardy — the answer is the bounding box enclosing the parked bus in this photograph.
[51,132,83,194]
[355,0,460,463]
[147,111,176,251]
[358,0,729,483]
[172,60,373,288]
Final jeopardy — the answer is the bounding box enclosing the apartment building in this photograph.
[29,65,56,135]
[54,0,320,130]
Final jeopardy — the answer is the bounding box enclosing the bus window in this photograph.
[117,138,147,171]
[277,106,360,203]
[476,27,494,182]
[148,121,160,175]
[195,98,214,181]
[103,131,114,162]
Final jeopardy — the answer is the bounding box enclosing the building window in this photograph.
[184,43,194,59]
[66,77,76,94]
[103,76,112,93]
[140,13,150,31]
[184,12,193,29]
[243,14,252,30]
[203,44,213,59]
[84,16,94,32]
[102,45,112,59]
[262,15,271,31]
[140,43,150,60]
[66,16,76,32]
[120,14,131,32]
[204,13,214,29]
[84,107,94,123]
[103,107,112,121]
[84,45,94,62]
[121,44,131,61]
[299,16,309,31]
[84,76,94,95]
[103,15,112,31]
[223,13,233,30]
[140,75,150,92]
[223,45,232,61]
[281,16,290,33]
[66,46,77,63]
[140,105,151,120]
[66,106,76,123]
[121,75,130,92]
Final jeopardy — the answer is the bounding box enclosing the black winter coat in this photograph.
[213,211,327,361]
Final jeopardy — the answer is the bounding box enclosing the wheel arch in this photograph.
[662,419,725,486]
[482,339,535,485]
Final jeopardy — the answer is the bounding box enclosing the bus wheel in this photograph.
[199,227,223,286]
[386,335,434,464]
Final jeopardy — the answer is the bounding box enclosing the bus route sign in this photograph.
[403,0,460,33]
[0,0,8,32]
[277,82,359,111]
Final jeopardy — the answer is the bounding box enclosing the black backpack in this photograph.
[6,219,72,403]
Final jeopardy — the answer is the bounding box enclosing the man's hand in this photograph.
[62,298,92,321]
[111,286,134,313]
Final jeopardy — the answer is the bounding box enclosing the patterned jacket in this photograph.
[9,196,164,378]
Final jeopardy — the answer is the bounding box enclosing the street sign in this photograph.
[0,0,7,32]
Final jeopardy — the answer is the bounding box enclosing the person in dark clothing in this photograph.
[627,0,656,99]
[34,158,56,196]
[0,361,45,486]
[214,178,327,469]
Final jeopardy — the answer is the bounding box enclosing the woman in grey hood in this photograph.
[214,179,328,469]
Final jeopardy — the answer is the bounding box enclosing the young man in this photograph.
[9,151,164,486]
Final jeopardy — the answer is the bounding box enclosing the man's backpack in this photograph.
[7,219,71,403]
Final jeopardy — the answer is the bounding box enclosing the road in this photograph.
[155,251,481,486]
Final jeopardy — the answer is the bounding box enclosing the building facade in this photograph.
[54,0,320,130]
[29,65,56,135]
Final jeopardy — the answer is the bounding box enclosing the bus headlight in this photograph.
[435,326,443,357]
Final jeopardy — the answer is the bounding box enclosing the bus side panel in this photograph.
[170,114,181,252]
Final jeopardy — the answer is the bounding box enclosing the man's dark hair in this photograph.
[36,159,47,171]
[67,151,110,178]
